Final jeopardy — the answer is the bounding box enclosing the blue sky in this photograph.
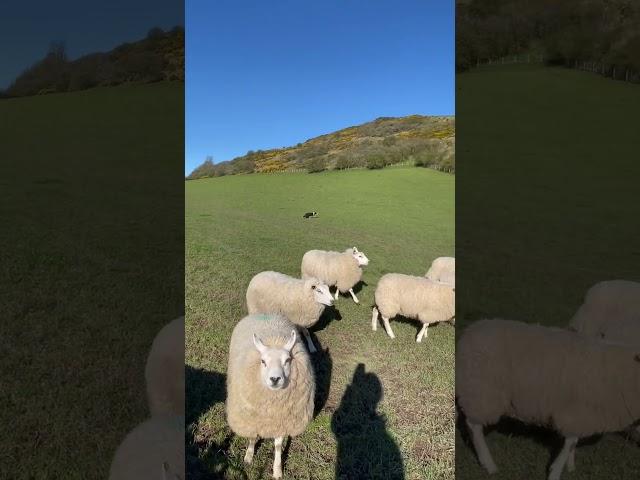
[186,0,454,174]
[0,0,182,89]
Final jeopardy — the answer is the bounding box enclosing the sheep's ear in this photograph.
[634,354,640,363]
[284,330,297,352]
[352,246,358,253]
[253,334,267,354]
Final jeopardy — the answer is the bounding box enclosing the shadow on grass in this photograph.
[312,347,333,416]
[186,366,231,479]
[393,314,449,338]
[314,305,342,332]
[331,363,404,479]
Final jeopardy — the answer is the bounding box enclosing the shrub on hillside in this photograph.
[366,154,388,170]
[305,157,326,173]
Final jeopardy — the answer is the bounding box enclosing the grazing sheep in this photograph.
[457,318,640,480]
[226,314,315,479]
[145,316,185,417]
[301,246,369,303]
[302,211,318,218]
[246,271,333,353]
[569,280,640,336]
[108,414,184,480]
[371,273,455,342]
[425,256,455,286]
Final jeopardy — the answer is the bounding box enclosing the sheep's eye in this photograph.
[261,360,266,366]
[285,358,291,364]
[311,285,316,290]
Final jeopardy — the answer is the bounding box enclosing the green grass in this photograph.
[456,65,640,478]
[186,167,455,479]
[0,83,184,478]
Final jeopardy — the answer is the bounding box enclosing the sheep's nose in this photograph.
[270,376,280,384]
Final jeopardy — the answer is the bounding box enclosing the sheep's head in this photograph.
[253,330,297,391]
[306,278,333,306]
[351,247,369,266]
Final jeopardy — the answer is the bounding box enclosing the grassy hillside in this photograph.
[186,168,455,479]
[456,65,640,478]
[0,83,184,478]
[187,115,455,178]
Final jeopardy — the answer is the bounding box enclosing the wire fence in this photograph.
[472,53,640,84]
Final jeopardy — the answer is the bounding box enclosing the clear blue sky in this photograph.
[0,1,182,89]
[186,0,454,174]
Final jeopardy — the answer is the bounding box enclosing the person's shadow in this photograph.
[331,363,404,479]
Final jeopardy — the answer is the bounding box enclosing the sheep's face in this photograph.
[308,280,333,306]
[253,330,297,391]
[351,247,369,266]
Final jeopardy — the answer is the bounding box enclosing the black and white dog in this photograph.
[302,211,318,218]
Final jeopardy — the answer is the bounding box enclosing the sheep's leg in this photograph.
[467,419,497,474]
[548,436,578,480]
[348,288,359,303]
[381,316,396,339]
[244,436,258,464]
[273,436,284,478]
[416,323,429,342]
[302,328,317,353]
[371,307,379,331]
[334,286,340,299]
[566,440,576,472]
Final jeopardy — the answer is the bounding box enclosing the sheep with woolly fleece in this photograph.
[371,273,455,342]
[226,313,315,479]
[246,271,333,353]
[108,414,184,480]
[569,279,640,336]
[456,318,640,480]
[301,246,369,303]
[145,316,184,417]
[425,256,455,286]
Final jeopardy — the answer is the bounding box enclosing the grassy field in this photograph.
[0,83,184,478]
[456,65,640,478]
[186,167,455,479]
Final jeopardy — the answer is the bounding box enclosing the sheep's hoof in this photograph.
[273,468,283,479]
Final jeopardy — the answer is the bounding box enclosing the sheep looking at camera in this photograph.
[372,273,455,342]
[457,318,640,480]
[226,313,315,479]
[301,247,369,303]
[246,271,333,352]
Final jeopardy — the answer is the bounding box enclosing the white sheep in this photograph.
[301,246,369,303]
[425,256,455,286]
[226,313,315,479]
[246,271,333,353]
[457,318,640,480]
[569,280,640,336]
[108,414,184,480]
[145,316,184,417]
[371,273,455,342]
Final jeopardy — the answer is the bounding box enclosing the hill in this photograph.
[3,26,184,98]
[187,114,455,179]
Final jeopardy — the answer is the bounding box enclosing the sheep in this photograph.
[145,316,185,417]
[456,318,640,480]
[108,414,184,480]
[301,246,369,303]
[371,273,455,342]
[425,256,455,286]
[569,280,640,336]
[246,271,333,353]
[226,313,315,479]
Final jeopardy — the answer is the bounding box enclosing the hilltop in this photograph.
[3,26,184,98]
[187,114,455,179]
